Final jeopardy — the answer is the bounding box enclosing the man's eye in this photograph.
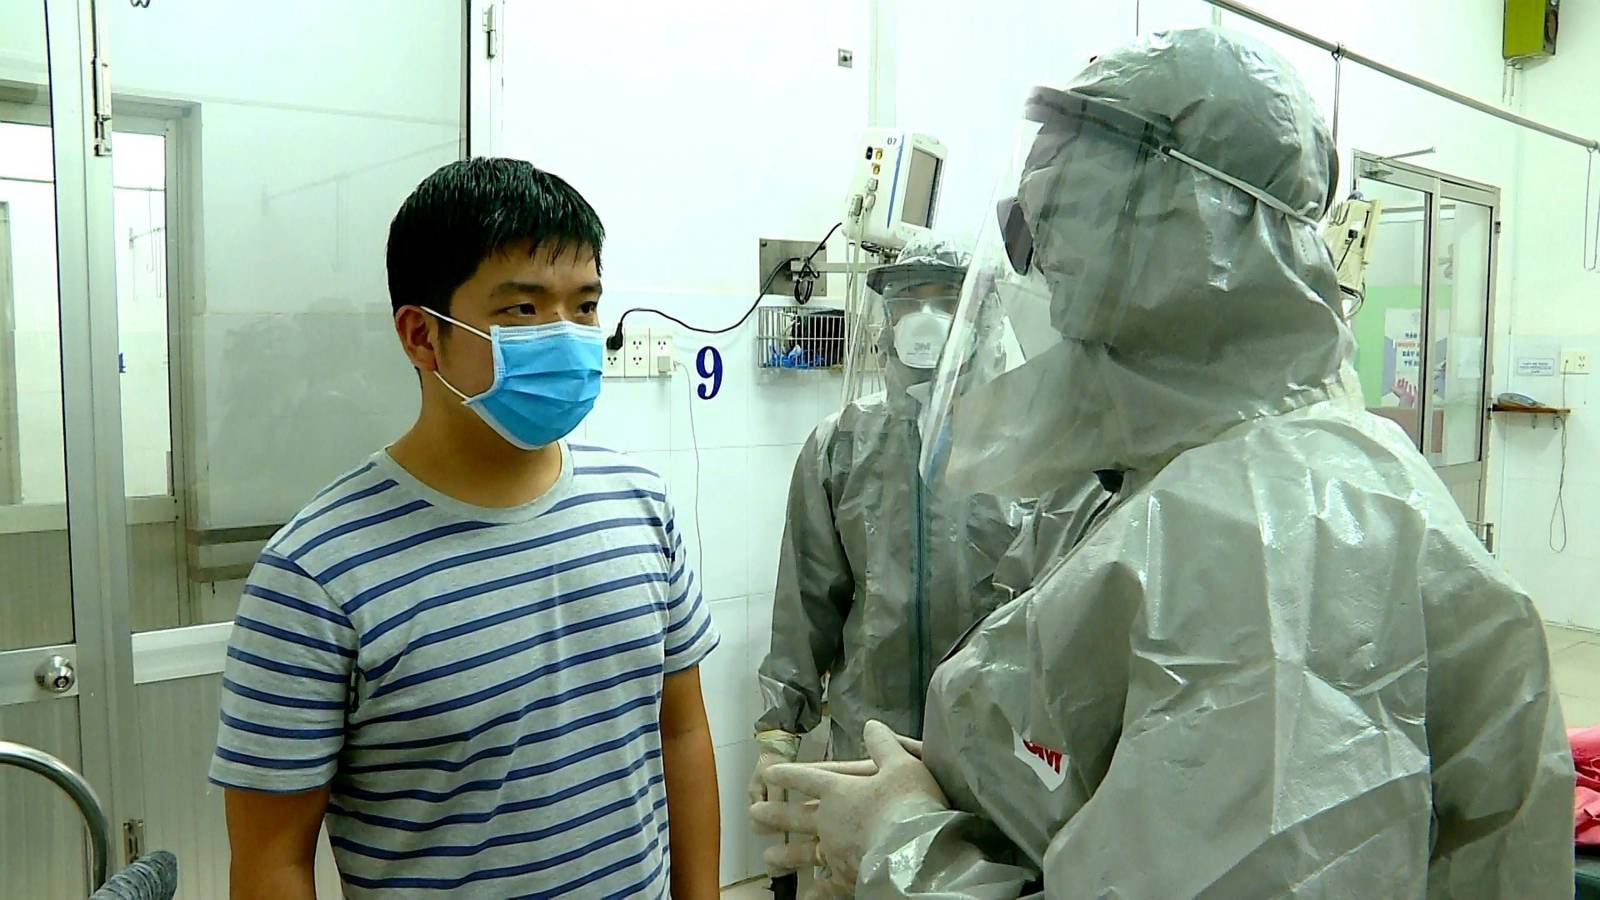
[511,303,538,316]
[580,302,600,315]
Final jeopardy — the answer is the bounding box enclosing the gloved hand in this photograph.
[803,869,855,900]
[750,730,802,877]
[748,729,800,806]
[750,720,949,888]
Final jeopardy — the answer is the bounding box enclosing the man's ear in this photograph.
[394,307,442,372]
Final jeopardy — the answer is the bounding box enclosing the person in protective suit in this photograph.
[750,238,1054,896]
[753,28,1575,898]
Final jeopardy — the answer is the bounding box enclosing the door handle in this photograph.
[33,655,76,693]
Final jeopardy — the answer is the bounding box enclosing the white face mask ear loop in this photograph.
[414,306,490,403]
[433,370,473,403]
[415,305,493,341]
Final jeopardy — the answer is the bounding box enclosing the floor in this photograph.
[1549,623,1600,728]
[718,623,1600,897]
[722,880,771,900]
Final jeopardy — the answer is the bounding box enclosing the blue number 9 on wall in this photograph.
[695,346,722,400]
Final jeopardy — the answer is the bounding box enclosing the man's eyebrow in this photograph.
[488,280,603,297]
[489,281,550,297]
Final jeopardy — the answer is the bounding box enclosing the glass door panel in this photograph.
[0,2,88,894]
[1351,175,1432,449]
[102,2,467,896]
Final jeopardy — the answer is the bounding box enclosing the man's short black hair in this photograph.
[386,158,605,316]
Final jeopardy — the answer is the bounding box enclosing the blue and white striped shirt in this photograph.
[209,443,717,898]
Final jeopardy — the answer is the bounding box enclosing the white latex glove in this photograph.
[804,869,856,900]
[748,729,800,805]
[750,730,802,876]
[750,720,948,887]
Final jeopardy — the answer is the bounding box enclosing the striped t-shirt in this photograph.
[208,442,717,898]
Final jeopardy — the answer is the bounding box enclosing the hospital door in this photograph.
[1351,153,1497,541]
[0,0,466,894]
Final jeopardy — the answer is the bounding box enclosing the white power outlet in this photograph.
[623,331,651,378]
[1562,350,1593,375]
[602,341,625,378]
[650,331,674,376]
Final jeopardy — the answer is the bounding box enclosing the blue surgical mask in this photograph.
[426,311,604,449]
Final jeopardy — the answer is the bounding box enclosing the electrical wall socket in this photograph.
[1562,350,1593,375]
[650,331,674,375]
[623,331,651,378]
[602,342,625,378]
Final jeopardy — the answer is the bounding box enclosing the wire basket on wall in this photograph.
[758,306,854,370]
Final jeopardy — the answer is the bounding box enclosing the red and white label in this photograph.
[1013,730,1066,791]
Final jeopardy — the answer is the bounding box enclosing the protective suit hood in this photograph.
[856,29,1573,898]
[872,238,983,412]
[934,29,1355,493]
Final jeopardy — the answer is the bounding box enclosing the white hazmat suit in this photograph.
[758,28,1575,898]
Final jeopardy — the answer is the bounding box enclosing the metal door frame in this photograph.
[0,201,19,504]
[52,0,149,864]
[1354,151,1501,526]
[9,0,475,883]
[0,0,144,877]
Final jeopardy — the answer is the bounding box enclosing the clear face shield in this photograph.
[918,87,1325,493]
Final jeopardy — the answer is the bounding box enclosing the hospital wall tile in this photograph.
[1496,476,1562,557]
[670,447,750,601]
[746,443,804,597]
[1497,336,1600,631]
[1503,544,1600,628]
[668,323,756,452]
[746,592,777,683]
[715,740,762,886]
[625,450,673,488]
[704,597,752,749]
[586,377,674,453]
[744,368,831,448]
[1495,420,1571,485]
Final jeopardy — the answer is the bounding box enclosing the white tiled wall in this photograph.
[496,0,869,881]
[1493,335,1600,630]
[561,306,836,883]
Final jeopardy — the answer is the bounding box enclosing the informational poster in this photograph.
[1508,337,1562,405]
[1513,337,1559,378]
[1515,357,1557,377]
[1382,308,1423,409]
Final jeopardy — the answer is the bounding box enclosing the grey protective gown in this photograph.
[860,30,1575,897]
[755,346,1030,762]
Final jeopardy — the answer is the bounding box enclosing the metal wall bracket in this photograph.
[758,238,827,300]
[88,1,114,156]
[482,6,498,60]
[123,818,145,861]
[91,58,112,156]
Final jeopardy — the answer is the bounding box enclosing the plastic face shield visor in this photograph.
[993,88,1179,277]
[917,87,1323,489]
[917,87,1180,486]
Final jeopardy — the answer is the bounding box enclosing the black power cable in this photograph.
[606,222,842,350]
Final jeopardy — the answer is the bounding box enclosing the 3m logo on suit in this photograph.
[1013,730,1066,790]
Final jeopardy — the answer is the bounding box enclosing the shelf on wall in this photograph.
[1490,404,1569,415]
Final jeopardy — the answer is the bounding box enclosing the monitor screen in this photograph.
[900,148,941,227]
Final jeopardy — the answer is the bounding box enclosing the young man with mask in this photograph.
[209,158,721,899]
